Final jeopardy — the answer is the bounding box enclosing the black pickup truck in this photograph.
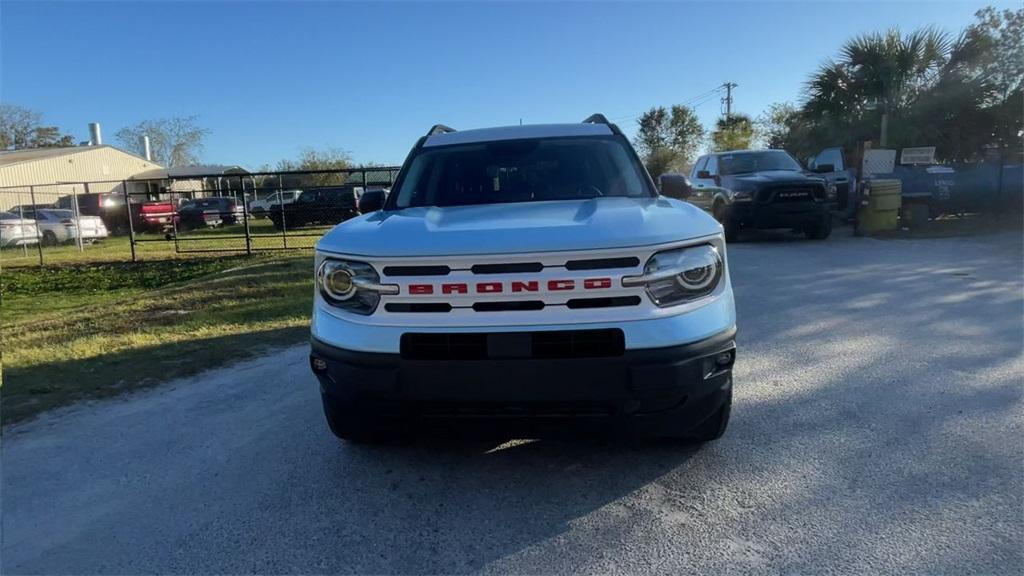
[680,150,837,241]
[268,186,361,230]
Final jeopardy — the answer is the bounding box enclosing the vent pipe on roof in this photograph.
[140,136,152,161]
[88,123,102,145]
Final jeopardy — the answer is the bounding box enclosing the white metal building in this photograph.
[0,145,163,210]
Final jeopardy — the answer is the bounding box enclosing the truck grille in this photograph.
[758,185,823,204]
[377,253,645,316]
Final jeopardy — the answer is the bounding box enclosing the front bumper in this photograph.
[729,201,831,229]
[310,327,736,436]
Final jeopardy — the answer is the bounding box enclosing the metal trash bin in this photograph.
[858,179,902,234]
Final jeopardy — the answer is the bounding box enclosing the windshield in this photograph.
[719,151,803,175]
[390,136,652,209]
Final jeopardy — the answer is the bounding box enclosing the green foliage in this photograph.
[785,6,1023,161]
[711,114,755,152]
[634,105,705,176]
[270,147,354,187]
[757,103,800,150]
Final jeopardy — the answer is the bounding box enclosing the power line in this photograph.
[609,85,727,124]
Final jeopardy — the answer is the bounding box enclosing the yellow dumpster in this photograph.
[858,179,902,234]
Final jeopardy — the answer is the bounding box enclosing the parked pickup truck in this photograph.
[684,149,837,241]
[309,116,737,443]
[268,186,360,230]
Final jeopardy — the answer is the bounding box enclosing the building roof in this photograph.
[130,165,249,180]
[0,144,100,167]
[423,123,613,148]
[0,145,148,168]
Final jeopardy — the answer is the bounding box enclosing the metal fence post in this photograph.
[278,177,288,249]
[241,175,252,255]
[123,180,137,262]
[73,184,85,253]
[28,186,43,266]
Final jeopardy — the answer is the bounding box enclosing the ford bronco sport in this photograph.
[310,115,737,442]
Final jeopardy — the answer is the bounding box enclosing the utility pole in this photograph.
[722,82,738,120]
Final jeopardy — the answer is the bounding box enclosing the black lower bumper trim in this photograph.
[310,327,736,435]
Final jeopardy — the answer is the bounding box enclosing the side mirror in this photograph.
[360,193,385,213]
[658,174,693,200]
[815,164,835,173]
[696,170,712,179]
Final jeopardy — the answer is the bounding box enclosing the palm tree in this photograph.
[804,27,952,146]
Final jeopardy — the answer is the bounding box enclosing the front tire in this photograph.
[804,216,832,240]
[713,203,740,242]
[41,230,59,246]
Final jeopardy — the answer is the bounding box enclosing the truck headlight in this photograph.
[826,183,837,200]
[733,190,754,202]
[317,258,396,315]
[622,244,723,307]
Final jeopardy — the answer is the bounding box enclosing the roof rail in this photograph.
[582,113,611,125]
[427,124,456,136]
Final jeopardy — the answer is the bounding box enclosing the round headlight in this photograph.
[318,261,358,301]
[677,263,716,291]
[325,267,355,300]
[637,244,723,307]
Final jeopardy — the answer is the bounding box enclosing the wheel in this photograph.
[269,214,284,230]
[321,393,404,444]
[804,216,832,240]
[713,203,740,242]
[41,230,59,246]
[687,390,732,442]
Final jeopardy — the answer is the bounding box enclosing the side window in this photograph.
[705,155,719,176]
[691,157,707,178]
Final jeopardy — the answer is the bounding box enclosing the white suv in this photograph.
[310,115,737,442]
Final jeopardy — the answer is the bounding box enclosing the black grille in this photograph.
[565,257,640,270]
[400,329,625,360]
[384,303,453,313]
[565,296,641,309]
[760,186,822,204]
[471,262,544,274]
[472,301,545,312]
[383,265,451,276]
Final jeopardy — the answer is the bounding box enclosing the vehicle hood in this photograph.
[729,170,825,186]
[317,197,721,257]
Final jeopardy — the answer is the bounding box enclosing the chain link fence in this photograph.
[0,167,399,267]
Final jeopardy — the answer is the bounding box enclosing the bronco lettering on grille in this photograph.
[404,277,613,296]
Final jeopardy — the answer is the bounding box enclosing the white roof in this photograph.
[423,123,613,147]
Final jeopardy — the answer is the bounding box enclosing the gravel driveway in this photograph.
[3,230,1021,575]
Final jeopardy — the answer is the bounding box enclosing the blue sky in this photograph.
[1,1,1007,168]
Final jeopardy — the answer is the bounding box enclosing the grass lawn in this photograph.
[1,254,314,424]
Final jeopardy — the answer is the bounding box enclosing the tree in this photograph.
[0,104,75,150]
[634,105,705,176]
[757,103,801,150]
[271,147,353,187]
[711,114,755,151]
[115,116,209,167]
